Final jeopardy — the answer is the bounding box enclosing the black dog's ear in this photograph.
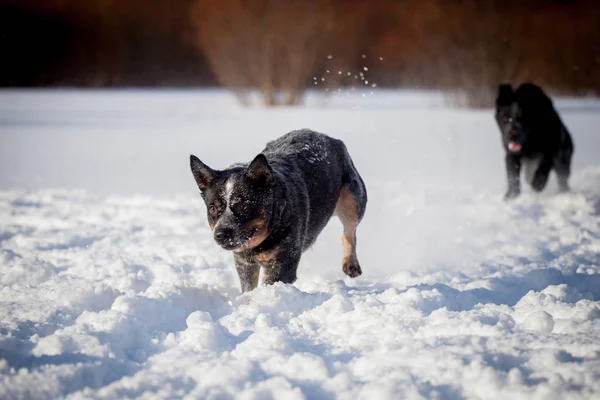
[190,155,216,191]
[245,154,274,186]
[497,84,514,106]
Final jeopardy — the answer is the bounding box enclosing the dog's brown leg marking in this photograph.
[254,247,280,286]
[334,186,362,278]
[255,248,278,266]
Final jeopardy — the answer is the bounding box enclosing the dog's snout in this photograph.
[504,122,522,142]
[214,227,234,243]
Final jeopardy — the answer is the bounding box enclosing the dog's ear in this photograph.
[497,84,514,106]
[190,155,216,191]
[245,154,274,186]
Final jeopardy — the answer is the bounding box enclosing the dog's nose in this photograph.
[214,227,234,243]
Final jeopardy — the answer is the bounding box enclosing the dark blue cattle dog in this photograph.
[190,129,367,292]
[495,83,574,200]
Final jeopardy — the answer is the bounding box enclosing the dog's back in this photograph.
[515,84,571,152]
[262,129,367,250]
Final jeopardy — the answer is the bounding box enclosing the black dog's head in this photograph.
[495,84,527,153]
[190,154,276,251]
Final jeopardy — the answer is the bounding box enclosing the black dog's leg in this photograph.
[505,154,521,200]
[554,156,571,193]
[554,136,573,193]
[234,254,260,293]
[531,156,554,192]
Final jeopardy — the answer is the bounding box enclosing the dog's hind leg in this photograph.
[335,185,364,278]
[335,141,367,278]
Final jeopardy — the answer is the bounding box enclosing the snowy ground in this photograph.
[1,90,600,399]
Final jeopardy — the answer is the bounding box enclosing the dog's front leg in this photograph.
[554,128,574,193]
[505,154,521,200]
[234,253,260,293]
[258,246,301,286]
[531,156,553,192]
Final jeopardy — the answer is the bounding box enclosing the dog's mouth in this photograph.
[230,228,265,253]
[216,228,259,252]
[219,241,241,251]
[214,233,244,251]
[508,141,522,153]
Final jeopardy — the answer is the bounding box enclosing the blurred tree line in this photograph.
[1,0,598,106]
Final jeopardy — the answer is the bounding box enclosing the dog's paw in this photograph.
[504,188,520,200]
[343,257,362,278]
[531,175,549,192]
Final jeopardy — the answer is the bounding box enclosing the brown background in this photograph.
[1,0,598,106]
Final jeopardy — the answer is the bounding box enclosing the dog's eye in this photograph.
[233,202,250,214]
[208,205,218,214]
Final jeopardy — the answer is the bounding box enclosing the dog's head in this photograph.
[495,84,527,153]
[190,154,275,251]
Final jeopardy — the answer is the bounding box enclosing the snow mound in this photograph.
[2,168,600,398]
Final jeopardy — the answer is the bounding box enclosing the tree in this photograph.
[190,0,366,106]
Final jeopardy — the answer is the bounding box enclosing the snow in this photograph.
[1,89,600,399]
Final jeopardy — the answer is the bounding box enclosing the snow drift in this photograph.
[1,90,599,399]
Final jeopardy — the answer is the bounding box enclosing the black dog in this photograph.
[190,130,367,293]
[495,83,574,199]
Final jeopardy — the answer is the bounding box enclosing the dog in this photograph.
[190,129,367,293]
[495,83,574,199]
